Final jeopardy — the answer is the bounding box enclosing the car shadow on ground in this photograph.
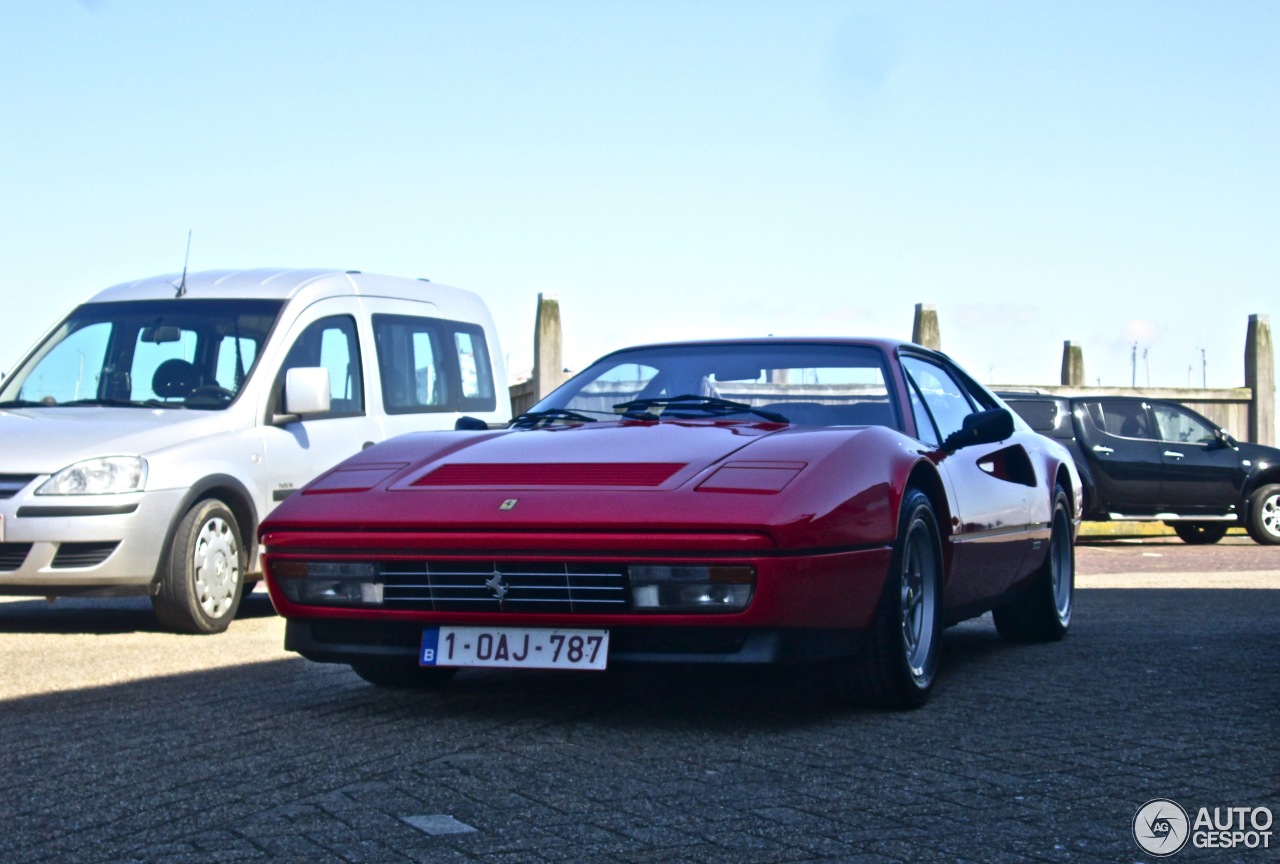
[0,589,278,635]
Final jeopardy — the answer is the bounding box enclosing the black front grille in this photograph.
[0,475,35,500]
[0,543,32,571]
[51,542,120,569]
[377,561,631,613]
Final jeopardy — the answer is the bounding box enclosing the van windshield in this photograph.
[0,299,285,410]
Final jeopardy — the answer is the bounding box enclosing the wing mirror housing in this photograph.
[273,367,332,424]
[944,408,1015,452]
[454,415,490,431]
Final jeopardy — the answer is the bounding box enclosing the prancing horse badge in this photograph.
[499,499,518,511]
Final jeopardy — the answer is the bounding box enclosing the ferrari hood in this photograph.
[267,419,908,551]
[391,420,779,491]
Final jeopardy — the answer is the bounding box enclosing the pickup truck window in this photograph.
[1084,401,1151,439]
[1153,403,1217,444]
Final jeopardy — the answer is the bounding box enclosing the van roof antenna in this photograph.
[176,230,192,297]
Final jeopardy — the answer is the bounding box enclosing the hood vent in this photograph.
[413,462,685,488]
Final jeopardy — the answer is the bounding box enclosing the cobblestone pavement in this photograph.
[0,539,1276,863]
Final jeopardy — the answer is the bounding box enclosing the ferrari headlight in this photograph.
[629,565,754,613]
[273,561,384,606]
[36,456,147,496]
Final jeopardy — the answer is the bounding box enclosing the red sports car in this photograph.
[260,338,1080,709]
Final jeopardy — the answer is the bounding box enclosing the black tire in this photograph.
[1170,521,1228,545]
[994,485,1073,643]
[152,500,245,634]
[1246,484,1280,545]
[836,489,943,710]
[350,658,458,689]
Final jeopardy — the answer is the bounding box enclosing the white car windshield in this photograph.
[0,299,284,410]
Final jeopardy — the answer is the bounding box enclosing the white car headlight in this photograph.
[36,457,148,496]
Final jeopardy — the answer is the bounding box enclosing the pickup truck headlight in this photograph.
[36,457,148,495]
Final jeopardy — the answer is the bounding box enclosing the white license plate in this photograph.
[421,626,609,671]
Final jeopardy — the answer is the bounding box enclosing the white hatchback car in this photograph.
[0,268,508,633]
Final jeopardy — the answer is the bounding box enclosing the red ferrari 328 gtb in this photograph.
[261,338,1080,709]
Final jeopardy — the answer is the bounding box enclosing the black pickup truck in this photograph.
[998,393,1280,545]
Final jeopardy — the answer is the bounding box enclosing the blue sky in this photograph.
[2,1,1276,392]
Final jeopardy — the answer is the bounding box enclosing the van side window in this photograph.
[373,315,496,414]
[453,327,496,410]
[279,316,364,418]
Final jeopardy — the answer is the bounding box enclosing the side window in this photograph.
[1084,401,1151,439]
[374,314,448,414]
[901,356,976,444]
[373,315,497,414]
[279,315,364,418]
[907,377,940,447]
[452,327,496,411]
[1153,404,1217,444]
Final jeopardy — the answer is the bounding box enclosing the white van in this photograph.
[0,268,508,633]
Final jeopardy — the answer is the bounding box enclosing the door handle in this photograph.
[1163,450,1184,459]
[1092,445,1114,455]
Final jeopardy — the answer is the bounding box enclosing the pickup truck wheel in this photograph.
[994,485,1073,642]
[1170,522,1228,545]
[152,500,245,634]
[1246,484,1280,545]
[350,658,458,689]
[834,489,942,710]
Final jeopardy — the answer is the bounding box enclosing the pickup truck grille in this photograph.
[377,561,630,613]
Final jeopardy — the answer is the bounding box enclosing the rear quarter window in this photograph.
[373,314,496,414]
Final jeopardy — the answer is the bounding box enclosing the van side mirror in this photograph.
[274,367,331,424]
[944,408,1014,452]
[454,415,490,431]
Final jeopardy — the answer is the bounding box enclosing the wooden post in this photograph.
[532,293,563,401]
[912,303,940,350]
[1245,314,1274,445]
[1060,341,1085,386]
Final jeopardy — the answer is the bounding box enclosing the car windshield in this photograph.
[532,342,899,428]
[0,299,284,410]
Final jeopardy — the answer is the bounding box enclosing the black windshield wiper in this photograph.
[0,399,51,409]
[614,395,788,423]
[509,408,599,429]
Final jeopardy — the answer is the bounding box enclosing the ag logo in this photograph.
[1133,798,1190,857]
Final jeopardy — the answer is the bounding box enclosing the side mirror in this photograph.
[454,415,490,431]
[944,408,1014,452]
[1212,428,1237,449]
[274,367,331,424]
